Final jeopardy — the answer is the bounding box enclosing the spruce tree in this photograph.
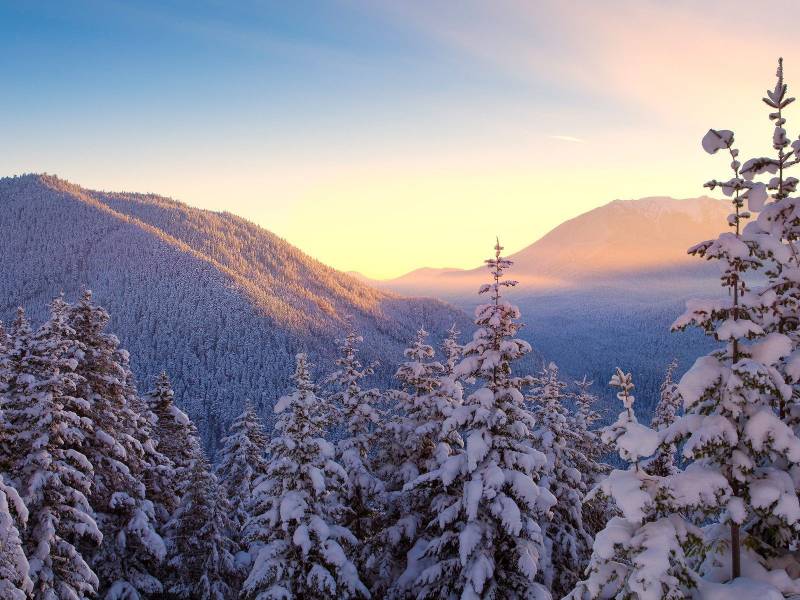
[441,324,463,377]
[329,331,384,551]
[4,298,102,599]
[529,362,593,597]
[570,377,612,540]
[216,400,269,537]
[729,59,800,569]
[0,320,10,394]
[0,474,32,600]
[675,98,800,578]
[65,291,166,599]
[145,372,196,515]
[242,353,368,599]
[168,444,241,600]
[406,241,555,600]
[647,359,680,477]
[0,309,31,473]
[375,327,464,598]
[566,369,729,600]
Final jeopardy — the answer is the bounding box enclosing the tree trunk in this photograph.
[731,520,741,579]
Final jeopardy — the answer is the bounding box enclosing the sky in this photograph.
[2,0,800,278]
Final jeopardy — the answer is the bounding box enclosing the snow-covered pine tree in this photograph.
[725,59,800,575]
[529,362,593,598]
[441,324,463,377]
[145,371,197,514]
[0,320,10,394]
[64,291,166,599]
[328,330,384,552]
[0,309,31,473]
[373,327,464,598]
[738,59,800,407]
[406,240,555,600]
[243,353,368,599]
[1,312,37,600]
[566,369,729,600]
[216,400,269,537]
[647,359,680,477]
[673,99,800,580]
[570,377,612,539]
[167,443,241,600]
[4,297,102,599]
[0,475,32,600]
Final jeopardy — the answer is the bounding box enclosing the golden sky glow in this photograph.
[3,1,800,278]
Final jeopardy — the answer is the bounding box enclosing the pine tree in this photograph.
[0,320,10,394]
[0,475,32,600]
[0,313,34,600]
[406,240,555,600]
[674,94,800,578]
[441,324,463,377]
[4,298,102,599]
[216,400,269,537]
[647,359,680,477]
[375,327,464,597]
[145,372,196,516]
[566,369,729,600]
[329,331,384,551]
[729,59,800,570]
[242,354,368,599]
[0,309,31,473]
[168,444,241,600]
[65,291,166,599]
[529,362,593,597]
[570,377,612,540]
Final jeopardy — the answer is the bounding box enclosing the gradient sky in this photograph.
[2,1,799,278]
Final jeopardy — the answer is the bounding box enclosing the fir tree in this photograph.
[145,372,196,516]
[242,353,368,600]
[529,362,593,597]
[566,369,728,600]
[0,309,32,473]
[406,240,555,600]
[440,324,463,377]
[0,320,10,395]
[329,331,383,551]
[168,445,241,600]
[216,400,269,537]
[4,298,102,599]
[65,291,166,599]
[647,359,680,477]
[675,94,800,578]
[570,377,612,540]
[375,328,464,598]
[0,475,32,600]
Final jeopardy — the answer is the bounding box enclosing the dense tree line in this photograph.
[5,61,800,599]
[0,173,469,457]
[0,242,611,599]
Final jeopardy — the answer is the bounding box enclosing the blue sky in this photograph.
[2,1,798,277]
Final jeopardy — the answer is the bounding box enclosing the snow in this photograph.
[700,577,785,600]
[702,129,734,154]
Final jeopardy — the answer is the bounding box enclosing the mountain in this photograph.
[373,196,731,421]
[378,196,730,297]
[0,174,471,451]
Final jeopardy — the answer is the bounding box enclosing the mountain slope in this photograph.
[377,196,729,297]
[0,174,470,450]
[370,195,731,423]
[509,196,729,279]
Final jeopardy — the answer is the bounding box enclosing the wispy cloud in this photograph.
[549,135,584,143]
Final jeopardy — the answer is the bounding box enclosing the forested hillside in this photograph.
[0,174,470,450]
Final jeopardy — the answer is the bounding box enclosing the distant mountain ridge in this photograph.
[0,174,470,451]
[371,196,729,297]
